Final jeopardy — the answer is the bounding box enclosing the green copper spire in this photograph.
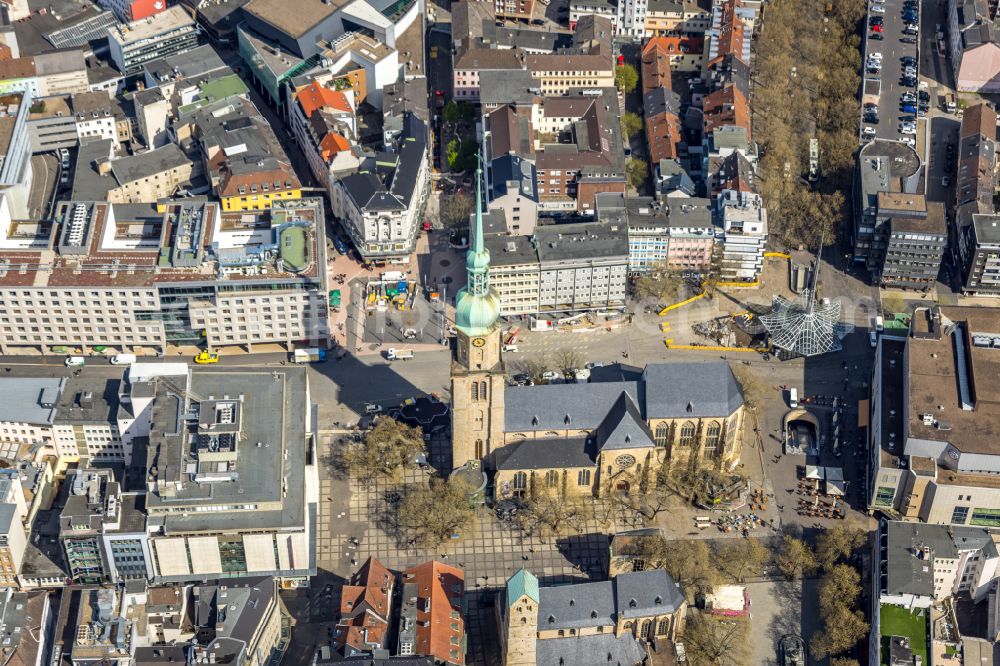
[466,164,491,293]
[454,160,501,336]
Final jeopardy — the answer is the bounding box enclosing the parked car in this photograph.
[902,56,917,66]
[918,90,930,102]
[863,127,877,139]
[901,92,917,101]
[869,15,884,24]
[900,123,917,135]
[901,103,918,113]
[870,32,883,39]
[871,24,883,32]
[871,3,885,11]
[901,136,916,148]
[902,36,917,43]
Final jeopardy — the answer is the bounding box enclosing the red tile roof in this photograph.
[296,81,353,118]
[702,86,751,139]
[335,557,394,655]
[403,561,465,665]
[319,132,351,161]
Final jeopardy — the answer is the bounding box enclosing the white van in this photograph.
[110,353,136,365]
[788,388,799,408]
[875,315,884,332]
[64,356,85,367]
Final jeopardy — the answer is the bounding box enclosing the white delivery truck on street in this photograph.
[110,353,136,365]
[292,348,327,363]
[386,348,414,361]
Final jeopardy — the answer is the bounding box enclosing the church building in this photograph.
[450,168,747,498]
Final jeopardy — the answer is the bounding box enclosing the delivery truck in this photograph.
[293,348,327,363]
[110,353,136,365]
[386,348,413,361]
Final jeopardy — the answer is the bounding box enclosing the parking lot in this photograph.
[862,0,921,143]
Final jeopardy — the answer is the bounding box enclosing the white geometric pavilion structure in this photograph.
[759,245,847,357]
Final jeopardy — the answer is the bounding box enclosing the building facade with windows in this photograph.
[0,198,328,354]
[107,6,200,76]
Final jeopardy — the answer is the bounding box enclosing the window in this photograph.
[471,383,479,401]
[577,469,591,486]
[704,422,721,450]
[874,486,895,507]
[952,506,969,524]
[654,422,669,446]
[970,508,1000,527]
[545,470,558,487]
[512,472,527,490]
[679,422,695,446]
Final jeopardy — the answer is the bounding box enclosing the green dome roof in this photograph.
[455,286,501,337]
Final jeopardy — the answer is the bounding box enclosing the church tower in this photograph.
[502,568,539,666]
[450,164,505,468]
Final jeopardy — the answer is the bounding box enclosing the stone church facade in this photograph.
[450,168,746,499]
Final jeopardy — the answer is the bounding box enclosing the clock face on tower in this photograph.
[472,337,486,347]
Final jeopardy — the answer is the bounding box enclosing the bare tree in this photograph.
[395,478,476,548]
[623,536,721,602]
[553,349,583,375]
[511,355,551,384]
[777,535,818,579]
[342,418,425,482]
[681,611,752,665]
[714,538,768,583]
[514,491,591,541]
[731,364,765,411]
[440,192,474,230]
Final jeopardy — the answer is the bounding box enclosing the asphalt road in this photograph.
[862,0,919,141]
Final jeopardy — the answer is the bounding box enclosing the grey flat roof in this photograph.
[72,138,116,201]
[479,70,539,107]
[884,521,996,597]
[0,378,65,426]
[535,221,629,263]
[143,45,228,84]
[111,143,191,186]
[55,375,121,424]
[146,367,308,534]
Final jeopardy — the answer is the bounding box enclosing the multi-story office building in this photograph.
[718,189,767,281]
[136,363,317,584]
[59,468,150,584]
[484,212,629,315]
[954,103,1000,293]
[869,519,1000,666]
[596,195,715,274]
[868,306,1000,527]
[0,197,329,354]
[853,141,922,267]
[876,194,947,290]
[107,6,200,76]
[0,91,34,219]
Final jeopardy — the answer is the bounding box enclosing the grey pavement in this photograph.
[746,578,822,666]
